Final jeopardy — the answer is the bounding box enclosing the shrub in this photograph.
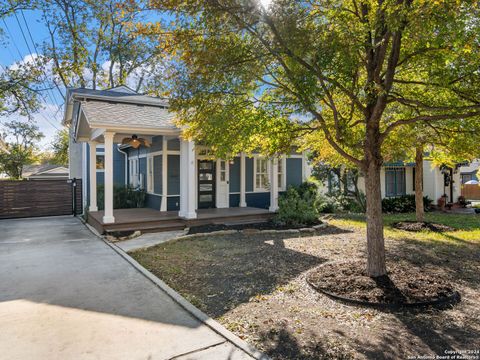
[316,191,366,214]
[275,184,320,227]
[316,195,336,213]
[381,194,433,213]
[96,184,146,210]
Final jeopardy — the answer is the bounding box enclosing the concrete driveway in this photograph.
[0,216,255,360]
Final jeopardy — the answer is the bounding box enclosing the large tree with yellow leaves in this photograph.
[150,0,480,277]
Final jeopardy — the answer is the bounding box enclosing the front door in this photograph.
[216,159,229,208]
[198,160,215,209]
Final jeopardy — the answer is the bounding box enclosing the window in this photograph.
[254,157,269,191]
[129,158,139,187]
[96,154,105,170]
[220,160,226,182]
[147,157,154,193]
[385,167,406,197]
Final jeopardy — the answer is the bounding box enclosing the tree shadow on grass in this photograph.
[258,327,354,360]
[132,225,353,318]
[347,234,480,358]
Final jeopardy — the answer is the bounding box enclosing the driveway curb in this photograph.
[84,221,268,360]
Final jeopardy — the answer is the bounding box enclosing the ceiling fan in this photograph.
[121,134,151,149]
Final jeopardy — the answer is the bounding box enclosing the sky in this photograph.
[1,9,63,148]
[0,7,166,149]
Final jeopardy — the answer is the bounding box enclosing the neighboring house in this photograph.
[64,86,309,224]
[459,159,479,184]
[22,164,69,180]
[321,160,462,205]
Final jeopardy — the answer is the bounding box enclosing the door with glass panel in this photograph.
[197,160,216,209]
[216,159,229,208]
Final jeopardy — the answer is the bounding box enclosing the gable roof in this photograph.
[68,86,169,108]
[80,100,176,130]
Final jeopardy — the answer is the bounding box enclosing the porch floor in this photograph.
[87,207,273,234]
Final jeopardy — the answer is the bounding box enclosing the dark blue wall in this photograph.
[229,157,240,193]
[286,158,303,187]
[167,196,180,211]
[229,193,240,207]
[145,193,161,210]
[245,157,254,192]
[168,155,180,195]
[168,138,180,151]
[144,194,180,211]
[153,155,162,194]
[246,192,270,209]
[150,136,163,152]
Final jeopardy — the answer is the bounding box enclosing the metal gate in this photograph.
[0,179,82,219]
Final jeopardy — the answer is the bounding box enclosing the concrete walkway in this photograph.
[116,230,185,252]
[0,216,256,360]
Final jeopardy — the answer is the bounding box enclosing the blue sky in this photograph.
[1,7,167,148]
[1,9,63,147]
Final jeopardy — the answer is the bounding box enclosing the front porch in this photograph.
[87,207,274,234]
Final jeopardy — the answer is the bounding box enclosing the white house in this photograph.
[321,160,462,205]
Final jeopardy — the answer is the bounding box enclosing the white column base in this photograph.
[102,216,115,224]
[89,205,98,212]
[161,196,168,212]
[183,211,197,219]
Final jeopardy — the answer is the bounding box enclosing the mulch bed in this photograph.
[307,261,458,307]
[393,221,455,232]
[188,220,322,234]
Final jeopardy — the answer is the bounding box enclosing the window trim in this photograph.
[277,156,286,191]
[95,154,105,172]
[147,156,154,194]
[253,155,270,192]
[129,158,139,188]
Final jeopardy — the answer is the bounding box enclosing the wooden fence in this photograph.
[461,184,480,200]
[0,179,82,219]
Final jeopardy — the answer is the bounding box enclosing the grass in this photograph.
[329,212,480,243]
[130,212,480,359]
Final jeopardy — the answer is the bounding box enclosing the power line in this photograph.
[1,19,25,60]
[20,10,65,103]
[11,12,63,127]
[1,18,60,133]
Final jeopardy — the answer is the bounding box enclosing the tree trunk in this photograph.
[415,145,424,223]
[364,161,387,277]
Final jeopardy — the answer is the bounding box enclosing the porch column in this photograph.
[302,151,310,181]
[103,132,115,224]
[239,153,247,207]
[88,141,98,212]
[269,158,279,212]
[161,137,168,211]
[179,139,197,219]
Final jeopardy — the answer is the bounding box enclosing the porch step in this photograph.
[222,219,269,226]
[104,220,186,234]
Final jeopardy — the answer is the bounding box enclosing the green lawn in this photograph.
[329,212,480,243]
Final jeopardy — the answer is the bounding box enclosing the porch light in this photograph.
[121,134,151,149]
